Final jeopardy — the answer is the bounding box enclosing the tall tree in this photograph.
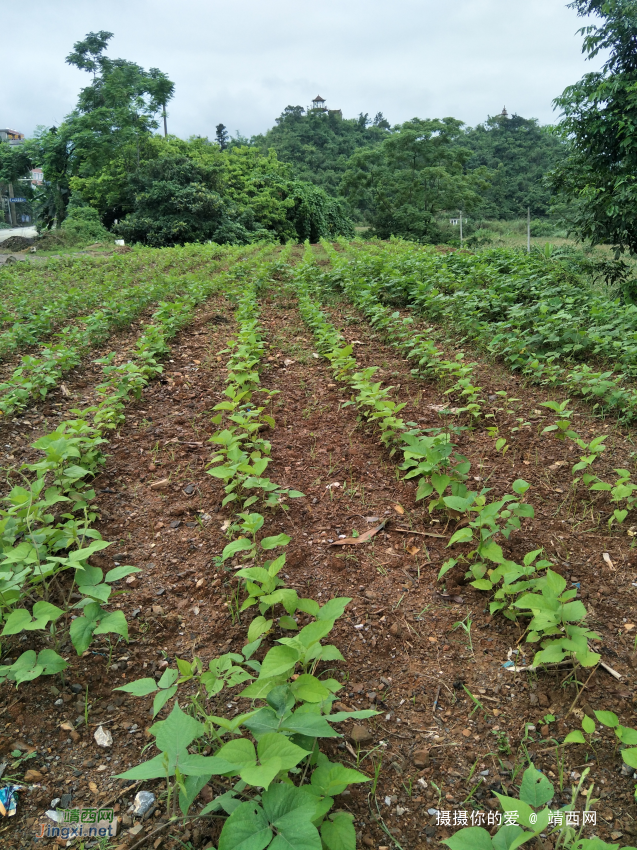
[215,123,230,150]
[549,1,637,253]
[34,32,175,228]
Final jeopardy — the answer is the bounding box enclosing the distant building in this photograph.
[0,128,25,145]
[31,168,43,185]
[308,96,342,119]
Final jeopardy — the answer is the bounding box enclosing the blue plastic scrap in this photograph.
[0,786,20,817]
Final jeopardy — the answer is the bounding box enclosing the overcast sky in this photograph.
[3,0,602,140]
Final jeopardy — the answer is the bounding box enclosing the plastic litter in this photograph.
[0,786,21,817]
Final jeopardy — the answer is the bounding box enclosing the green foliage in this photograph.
[252,105,390,197]
[28,31,174,230]
[462,112,565,220]
[443,765,621,850]
[341,118,490,242]
[111,142,353,247]
[549,1,637,253]
[318,241,637,418]
[61,204,112,245]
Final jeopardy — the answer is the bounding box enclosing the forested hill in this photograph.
[463,113,565,219]
[251,106,391,196]
[251,105,566,221]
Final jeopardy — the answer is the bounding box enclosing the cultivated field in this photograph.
[0,240,636,850]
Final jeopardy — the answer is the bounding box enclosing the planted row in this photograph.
[0,253,262,684]
[114,247,376,850]
[0,245,249,415]
[326,239,637,420]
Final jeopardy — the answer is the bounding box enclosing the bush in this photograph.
[60,207,112,245]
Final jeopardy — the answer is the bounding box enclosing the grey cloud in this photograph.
[2,0,603,140]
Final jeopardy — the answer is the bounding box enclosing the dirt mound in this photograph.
[0,235,34,251]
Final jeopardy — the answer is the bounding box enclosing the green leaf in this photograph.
[257,732,308,770]
[594,710,619,728]
[259,645,300,679]
[443,495,474,513]
[438,558,457,580]
[582,714,596,734]
[480,540,504,564]
[117,752,175,780]
[316,597,351,621]
[290,674,330,703]
[261,533,291,550]
[114,677,158,696]
[621,747,637,769]
[519,765,554,807]
[217,800,272,850]
[311,754,370,796]
[1,609,34,636]
[471,579,493,591]
[69,614,97,654]
[37,649,68,675]
[179,774,212,817]
[241,759,282,790]
[563,730,586,744]
[279,615,298,630]
[151,703,205,759]
[281,712,338,739]
[296,598,320,617]
[215,738,257,771]
[248,616,273,643]
[94,609,129,642]
[222,538,254,561]
[618,726,637,746]
[321,812,355,850]
[492,825,527,850]
[493,794,534,830]
[448,527,473,546]
[158,667,179,689]
[296,618,334,647]
[105,565,142,582]
[442,827,493,850]
[511,479,531,495]
[153,686,177,717]
[261,783,322,850]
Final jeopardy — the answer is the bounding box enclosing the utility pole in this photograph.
[162,102,168,137]
[460,210,463,248]
[527,206,531,253]
[8,182,17,227]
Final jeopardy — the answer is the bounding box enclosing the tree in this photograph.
[115,154,234,247]
[548,1,637,253]
[32,32,175,228]
[114,141,353,247]
[341,118,489,242]
[252,105,390,196]
[462,112,565,219]
[215,124,230,150]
